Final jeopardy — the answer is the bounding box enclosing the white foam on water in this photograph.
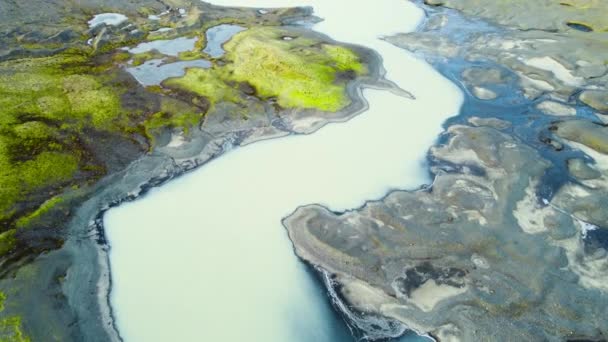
[105,1,463,341]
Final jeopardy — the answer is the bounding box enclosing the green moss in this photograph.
[137,7,156,17]
[0,149,76,220]
[15,196,64,229]
[0,316,29,342]
[63,75,122,128]
[143,97,204,145]
[35,96,72,119]
[225,27,363,111]
[19,152,78,189]
[145,85,164,94]
[0,140,22,220]
[0,230,17,256]
[0,53,131,221]
[164,68,240,106]
[322,45,367,74]
[145,111,202,134]
[0,121,80,220]
[131,50,166,66]
[12,122,54,141]
[166,27,366,113]
[9,122,61,157]
[177,50,205,61]
[0,56,123,129]
[0,54,88,74]
[0,292,30,342]
[112,51,132,63]
[159,98,203,128]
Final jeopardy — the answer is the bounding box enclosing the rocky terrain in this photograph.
[285,1,608,341]
[286,122,608,340]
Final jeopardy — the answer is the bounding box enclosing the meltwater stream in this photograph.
[104,1,463,341]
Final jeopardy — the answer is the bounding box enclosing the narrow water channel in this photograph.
[104,1,463,341]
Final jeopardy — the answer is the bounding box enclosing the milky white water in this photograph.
[104,1,463,341]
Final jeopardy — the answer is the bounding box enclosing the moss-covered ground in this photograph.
[0,292,29,342]
[0,50,205,257]
[164,27,366,112]
[0,53,117,225]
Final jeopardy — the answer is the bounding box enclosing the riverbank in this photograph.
[285,2,608,340]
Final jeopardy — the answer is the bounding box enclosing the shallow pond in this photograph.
[126,59,212,86]
[203,24,246,58]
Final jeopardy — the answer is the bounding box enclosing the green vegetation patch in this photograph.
[143,97,205,144]
[15,196,64,229]
[131,50,167,66]
[165,27,366,112]
[0,53,123,223]
[0,49,170,241]
[0,230,17,256]
[0,54,123,130]
[164,68,241,106]
[0,292,30,342]
[0,316,30,342]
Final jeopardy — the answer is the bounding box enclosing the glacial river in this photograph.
[104,0,463,341]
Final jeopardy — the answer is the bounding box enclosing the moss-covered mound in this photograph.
[0,50,205,256]
[0,54,121,224]
[165,27,366,112]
